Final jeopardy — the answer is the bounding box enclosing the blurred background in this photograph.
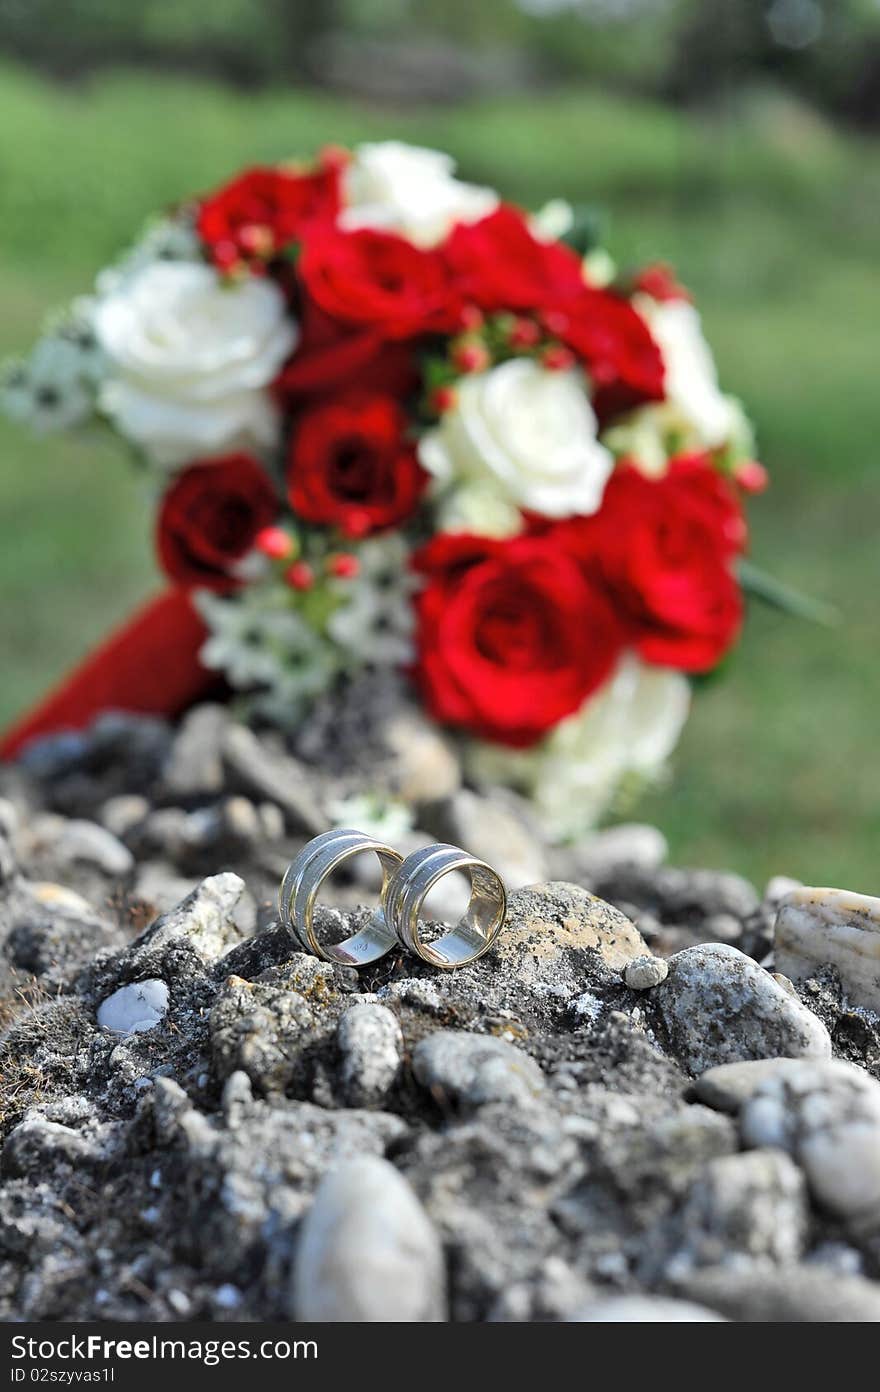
[0,0,877,889]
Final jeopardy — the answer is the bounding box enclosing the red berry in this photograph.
[459,304,484,332]
[285,561,315,591]
[452,341,490,374]
[734,460,770,495]
[430,385,458,414]
[327,552,360,580]
[237,222,274,257]
[541,343,575,372]
[254,526,294,560]
[508,316,542,349]
[213,240,243,274]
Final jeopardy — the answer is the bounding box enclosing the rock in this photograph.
[675,1263,880,1322]
[667,1149,807,1273]
[412,1031,545,1109]
[25,816,134,878]
[291,1156,446,1321]
[99,795,150,840]
[162,704,228,797]
[571,1296,726,1322]
[764,875,802,909]
[209,974,315,1095]
[423,788,546,890]
[127,873,246,968]
[694,1057,822,1113]
[624,954,668,990]
[739,1059,880,1223]
[2,1110,105,1176]
[570,824,669,879]
[97,980,169,1035]
[378,706,461,804]
[650,943,832,1075]
[775,885,880,1014]
[498,881,648,983]
[222,724,326,834]
[336,1005,403,1108]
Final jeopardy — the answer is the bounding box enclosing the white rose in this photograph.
[419,359,613,528]
[468,656,690,841]
[94,261,297,466]
[639,297,737,448]
[339,141,498,248]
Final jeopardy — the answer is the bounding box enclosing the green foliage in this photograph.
[0,63,878,890]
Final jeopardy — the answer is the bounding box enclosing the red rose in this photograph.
[157,454,279,589]
[197,155,343,272]
[297,227,459,339]
[442,204,584,313]
[547,288,665,421]
[287,393,426,537]
[412,531,623,747]
[559,455,746,672]
[274,295,419,401]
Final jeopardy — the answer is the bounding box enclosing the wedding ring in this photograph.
[384,843,507,969]
[279,829,403,966]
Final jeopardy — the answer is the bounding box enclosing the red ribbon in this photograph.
[0,588,219,760]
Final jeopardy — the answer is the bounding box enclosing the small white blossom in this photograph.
[327,536,419,666]
[2,336,94,433]
[328,792,414,845]
[195,588,338,720]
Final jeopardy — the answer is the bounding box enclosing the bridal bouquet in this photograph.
[2,141,768,838]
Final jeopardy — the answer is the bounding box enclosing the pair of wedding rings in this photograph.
[278,828,507,971]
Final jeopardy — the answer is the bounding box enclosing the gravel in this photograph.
[1,703,879,1322]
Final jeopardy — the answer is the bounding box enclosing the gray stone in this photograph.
[675,1263,880,1322]
[27,816,134,878]
[650,942,831,1075]
[694,1057,820,1113]
[624,954,668,990]
[99,795,150,840]
[667,1149,807,1274]
[572,1296,726,1322]
[162,704,228,797]
[291,1156,446,1321]
[209,974,316,1095]
[573,824,669,878]
[336,1004,402,1108]
[740,1059,880,1223]
[222,724,326,834]
[412,1031,544,1109]
[423,788,546,890]
[2,1110,106,1176]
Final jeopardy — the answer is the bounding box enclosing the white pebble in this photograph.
[291,1156,445,1321]
[97,980,169,1035]
[624,954,669,990]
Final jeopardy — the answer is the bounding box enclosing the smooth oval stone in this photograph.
[291,1156,446,1321]
[97,979,169,1035]
[650,942,831,1075]
[412,1030,545,1108]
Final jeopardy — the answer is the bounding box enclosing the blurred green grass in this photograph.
[0,64,877,889]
